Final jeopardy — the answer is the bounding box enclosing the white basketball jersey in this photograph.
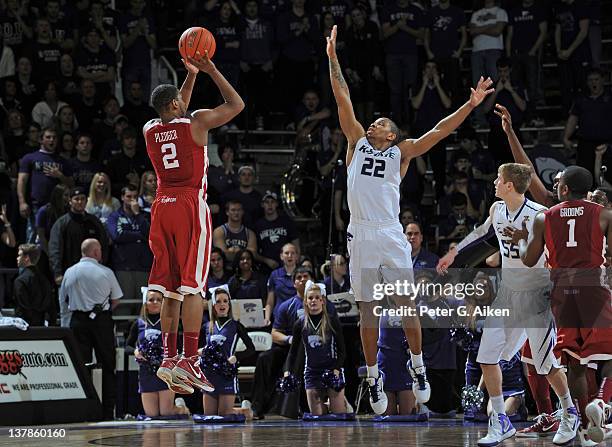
[347,137,401,223]
[491,199,549,290]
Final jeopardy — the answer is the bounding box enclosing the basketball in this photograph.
[178,27,216,61]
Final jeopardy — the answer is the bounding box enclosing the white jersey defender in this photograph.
[346,137,413,302]
[477,198,559,374]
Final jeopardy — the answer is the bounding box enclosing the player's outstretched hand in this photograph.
[493,103,513,134]
[469,76,494,108]
[436,250,456,275]
[502,220,529,245]
[326,24,338,59]
[182,56,199,75]
[187,50,217,75]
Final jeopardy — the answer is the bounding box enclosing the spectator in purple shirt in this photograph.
[555,0,590,116]
[75,27,116,100]
[220,165,263,227]
[266,242,299,324]
[405,222,439,270]
[119,0,157,98]
[381,0,425,125]
[424,0,467,106]
[17,127,73,243]
[506,0,547,122]
[276,0,320,113]
[35,183,68,254]
[69,133,103,190]
[207,1,241,89]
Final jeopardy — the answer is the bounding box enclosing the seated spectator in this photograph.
[58,131,75,160]
[442,171,485,221]
[483,57,527,164]
[254,191,299,271]
[457,126,496,183]
[106,184,152,304]
[107,126,151,197]
[73,79,103,131]
[120,80,156,130]
[55,104,79,135]
[138,170,156,213]
[300,256,317,279]
[31,81,68,128]
[294,89,331,147]
[228,248,267,302]
[13,243,54,326]
[220,165,262,227]
[400,206,418,230]
[207,247,231,290]
[86,172,120,224]
[213,200,258,264]
[69,133,103,190]
[35,184,68,253]
[266,242,299,323]
[208,144,239,197]
[438,192,477,241]
[405,222,439,269]
[102,114,130,160]
[92,97,122,149]
[322,253,350,294]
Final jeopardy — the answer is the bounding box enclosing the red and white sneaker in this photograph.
[516,411,560,438]
[586,398,612,444]
[173,355,214,392]
[168,375,194,394]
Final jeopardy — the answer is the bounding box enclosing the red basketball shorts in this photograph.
[148,189,212,298]
[550,283,612,365]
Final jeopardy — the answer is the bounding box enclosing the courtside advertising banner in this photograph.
[0,340,86,403]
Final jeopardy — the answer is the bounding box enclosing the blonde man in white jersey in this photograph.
[437,163,578,446]
[327,24,494,415]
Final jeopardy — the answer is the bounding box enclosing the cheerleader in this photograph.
[202,285,255,416]
[126,289,189,417]
[284,281,347,415]
[378,307,417,415]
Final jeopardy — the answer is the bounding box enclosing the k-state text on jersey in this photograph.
[154,130,178,143]
[357,145,397,158]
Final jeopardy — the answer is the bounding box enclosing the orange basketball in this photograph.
[178,27,216,61]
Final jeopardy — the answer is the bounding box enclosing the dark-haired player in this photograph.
[326,24,494,414]
[145,52,244,393]
[519,166,612,444]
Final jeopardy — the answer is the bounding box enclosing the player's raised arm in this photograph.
[494,104,553,206]
[399,77,494,158]
[518,212,546,267]
[187,51,245,130]
[327,25,364,165]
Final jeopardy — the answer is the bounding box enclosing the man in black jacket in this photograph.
[14,244,55,326]
[49,186,108,286]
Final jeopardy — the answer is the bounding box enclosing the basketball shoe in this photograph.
[516,410,560,438]
[366,372,387,415]
[553,406,579,445]
[585,398,612,443]
[408,360,431,403]
[173,355,214,392]
[477,412,516,447]
[157,355,193,394]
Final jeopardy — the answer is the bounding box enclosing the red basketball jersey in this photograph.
[143,117,208,194]
[544,199,605,269]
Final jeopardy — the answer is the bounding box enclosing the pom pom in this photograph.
[200,342,238,379]
[137,333,164,374]
[461,385,484,412]
[321,369,345,392]
[276,373,301,393]
[449,326,477,352]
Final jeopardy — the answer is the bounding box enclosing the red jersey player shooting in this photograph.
[517,166,612,442]
[144,51,244,394]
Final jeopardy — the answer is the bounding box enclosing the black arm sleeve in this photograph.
[285,320,303,372]
[330,315,346,370]
[235,321,256,357]
[125,321,139,354]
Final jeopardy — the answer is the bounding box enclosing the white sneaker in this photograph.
[345,397,354,414]
[174,397,189,415]
[586,399,612,443]
[553,407,579,445]
[366,374,387,415]
[577,428,598,447]
[477,412,516,447]
[407,361,431,403]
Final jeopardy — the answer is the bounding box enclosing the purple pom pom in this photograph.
[276,373,301,393]
[321,369,345,392]
[137,333,164,374]
[461,385,484,412]
[200,342,238,379]
[450,327,476,351]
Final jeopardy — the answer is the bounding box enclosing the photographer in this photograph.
[438,193,477,241]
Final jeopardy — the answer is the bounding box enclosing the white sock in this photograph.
[559,392,573,411]
[490,395,506,415]
[410,351,424,369]
[366,364,379,379]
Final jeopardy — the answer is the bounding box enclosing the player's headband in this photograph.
[304,280,326,297]
[210,284,231,305]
